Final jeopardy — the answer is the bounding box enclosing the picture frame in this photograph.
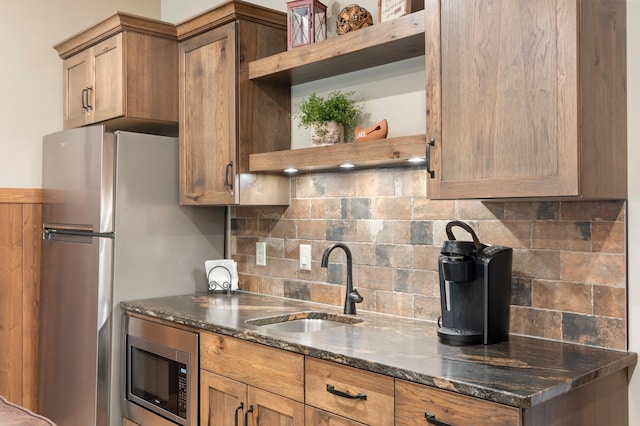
[378,0,424,23]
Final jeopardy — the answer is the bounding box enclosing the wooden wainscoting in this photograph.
[0,188,42,410]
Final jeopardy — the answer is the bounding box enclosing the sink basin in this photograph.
[245,311,363,334]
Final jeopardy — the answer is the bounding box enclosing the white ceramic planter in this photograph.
[310,121,344,146]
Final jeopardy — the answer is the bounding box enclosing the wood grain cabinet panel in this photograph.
[0,191,41,411]
[200,331,304,402]
[91,34,124,124]
[305,358,394,425]
[122,418,141,426]
[55,13,178,134]
[248,386,305,426]
[177,2,291,206]
[201,370,248,426]
[395,379,520,426]
[425,0,626,200]
[200,332,305,425]
[305,406,366,426]
[179,25,237,205]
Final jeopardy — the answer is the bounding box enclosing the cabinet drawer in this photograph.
[395,379,520,426]
[305,357,394,425]
[306,406,367,425]
[200,331,304,402]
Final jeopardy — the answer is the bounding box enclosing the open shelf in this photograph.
[248,11,425,85]
[249,135,426,173]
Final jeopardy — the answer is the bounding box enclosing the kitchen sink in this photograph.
[245,311,363,333]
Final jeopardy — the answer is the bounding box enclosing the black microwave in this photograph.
[124,317,198,426]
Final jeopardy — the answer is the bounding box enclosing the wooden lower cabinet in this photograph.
[201,370,304,426]
[395,379,520,426]
[122,418,141,426]
[305,358,395,425]
[199,331,630,426]
[305,406,366,426]
[200,331,305,425]
[396,368,631,426]
[201,371,245,425]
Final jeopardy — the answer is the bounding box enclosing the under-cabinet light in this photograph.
[284,167,298,174]
[339,163,355,169]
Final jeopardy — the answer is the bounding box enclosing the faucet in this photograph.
[321,243,363,315]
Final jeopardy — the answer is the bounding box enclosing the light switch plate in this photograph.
[256,242,266,266]
[299,244,312,271]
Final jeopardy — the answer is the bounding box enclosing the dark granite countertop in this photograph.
[120,292,637,409]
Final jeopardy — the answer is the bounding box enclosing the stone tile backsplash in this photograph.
[231,166,627,350]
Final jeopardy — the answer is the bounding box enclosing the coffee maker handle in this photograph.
[445,221,484,252]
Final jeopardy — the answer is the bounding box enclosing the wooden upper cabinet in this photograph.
[179,25,237,205]
[90,35,124,124]
[177,2,291,206]
[425,0,627,200]
[55,12,178,135]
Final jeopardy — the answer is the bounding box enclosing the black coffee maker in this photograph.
[437,221,512,346]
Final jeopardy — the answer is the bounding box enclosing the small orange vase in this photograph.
[354,119,388,142]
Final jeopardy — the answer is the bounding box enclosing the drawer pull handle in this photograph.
[225,161,234,191]
[326,384,367,400]
[426,138,435,178]
[81,88,88,111]
[244,405,253,426]
[425,412,452,426]
[234,402,243,426]
[85,86,93,110]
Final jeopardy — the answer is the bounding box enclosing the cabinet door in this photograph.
[395,379,521,426]
[62,50,92,129]
[425,0,578,199]
[200,331,304,402]
[179,23,237,205]
[247,387,304,426]
[91,33,124,124]
[201,370,247,426]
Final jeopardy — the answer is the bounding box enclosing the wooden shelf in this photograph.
[249,135,426,173]
[248,11,425,85]
[247,11,427,177]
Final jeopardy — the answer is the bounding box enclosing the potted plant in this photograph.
[293,91,362,146]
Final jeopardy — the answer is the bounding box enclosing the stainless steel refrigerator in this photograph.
[38,126,225,426]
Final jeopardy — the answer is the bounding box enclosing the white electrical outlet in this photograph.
[299,244,312,271]
[256,242,266,266]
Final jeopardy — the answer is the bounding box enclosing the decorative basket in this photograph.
[336,4,373,35]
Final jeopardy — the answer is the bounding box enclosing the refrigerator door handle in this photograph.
[43,227,114,240]
[43,229,95,244]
